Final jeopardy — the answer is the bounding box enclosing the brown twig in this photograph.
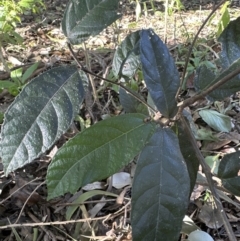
[196,179,230,193]
[27,211,57,241]
[67,42,157,114]
[82,42,100,106]
[15,181,45,224]
[0,177,42,205]
[56,198,118,206]
[180,116,237,241]
[177,66,240,115]
[176,66,240,240]
[0,215,111,229]
[176,0,227,99]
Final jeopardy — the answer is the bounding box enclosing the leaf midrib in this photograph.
[6,70,77,173]
[51,120,150,195]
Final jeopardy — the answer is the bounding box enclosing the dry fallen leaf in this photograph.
[10,176,44,206]
[199,202,223,229]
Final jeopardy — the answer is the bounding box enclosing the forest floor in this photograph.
[0,0,240,240]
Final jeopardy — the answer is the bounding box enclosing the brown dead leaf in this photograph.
[190,184,206,201]
[10,176,44,206]
[199,202,224,229]
[202,140,231,152]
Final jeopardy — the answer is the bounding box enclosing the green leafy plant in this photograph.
[208,1,230,37]
[216,1,230,37]
[0,62,40,96]
[133,0,156,18]
[167,0,184,15]
[176,41,219,90]
[1,1,240,240]
[133,0,184,19]
[0,0,45,71]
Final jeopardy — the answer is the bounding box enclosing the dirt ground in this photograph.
[0,0,240,240]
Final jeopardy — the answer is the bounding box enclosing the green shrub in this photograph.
[1,1,240,240]
[0,0,45,71]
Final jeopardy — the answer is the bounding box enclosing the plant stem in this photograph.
[178,66,240,114]
[82,42,99,105]
[67,42,157,114]
[176,0,227,99]
[150,0,156,13]
[180,115,237,241]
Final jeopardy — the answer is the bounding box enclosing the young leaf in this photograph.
[218,17,240,70]
[131,128,190,241]
[199,109,231,132]
[140,29,180,118]
[1,66,85,175]
[11,68,23,85]
[217,151,240,196]
[21,62,40,84]
[47,113,156,200]
[0,80,18,91]
[112,30,141,78]
[62,0,121,45]
[216,1,230,38]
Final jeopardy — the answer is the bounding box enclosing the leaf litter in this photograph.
[0,0,240,240]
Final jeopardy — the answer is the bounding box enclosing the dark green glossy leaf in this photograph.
[217,151,240,196]
[218,17,240,70]
[194,59,240,100]
[140,29,180,118]
[131,128,190,241]
[62,0,121,45]
[119,87,148,114]
[47,113,156,200]
[1,66,85,175]
[194,17,240,100]
[207,58,240,100]
[112,30,141,78]
[194,65,216,93]
[175,117,199,194]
